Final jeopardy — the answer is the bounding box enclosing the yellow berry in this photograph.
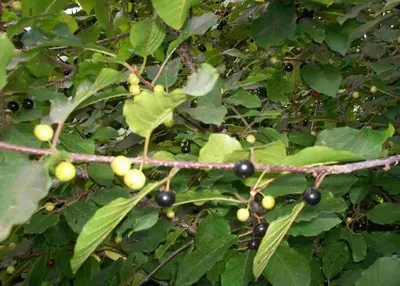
[237,208,250,222]
[154,84,164,95]
[55,162,76,182]
[164,112,174,128]
[34,125,54,141]
[270,57,279,64]
[249,42,258,52]
[246,135,256,144]
[310,130,317,136]
[262,196,275,209]
[129,85,141,95]
[6,266,15,275]
[128,73,140,85]
[166,209,175,218]
[44,202,55,212]
[352,91,360,99]
[8,242,16,250]
[111,156,131,176]
[124,169,146,190]
[370,86,377,93]
[11,1,22,11]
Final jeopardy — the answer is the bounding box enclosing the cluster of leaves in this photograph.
[0,0,400,285]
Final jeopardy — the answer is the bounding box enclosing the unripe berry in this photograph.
[115,236,122,244]
[6,266,16,275]
[55,162,76,182]
[44,202,55,212]
[111,156,131,176]
[129,85,141,95]
[154,85,164,95]
[166,209,175,218]
[246,134,256,144]
[164,112,174,128]
[34,125,54,141]
[128,73,140,85]
[352,91,360,99]
[270,57,279,64]
[11,1,22,11]
[8,242,17,250]
[124,169,146,190]
[310,130,317,136]
[262,196,275,210]
[370,86,377,93]
[237,208,250,222]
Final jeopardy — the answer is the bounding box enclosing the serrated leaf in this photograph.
[152,0,200,30]
[198,134,242,163]
[130,18,166,57]
[253,202,305,279]
[366,203,400,224]
[183,63,219,96]
[24,212,60,234]
[264,245,311,286]
[176,235,237,285]
[123,90,187,138]
[316,124,395,159]
[71,182,162,273]
[301,64,342,97]
[289,213,341,237]
[0,161,51,242]
[221,251,255,286]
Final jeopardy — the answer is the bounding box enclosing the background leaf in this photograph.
[130,18,166,57]
[301,64,342,97]
[152,0,200,30]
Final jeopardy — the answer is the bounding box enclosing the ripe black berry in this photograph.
[284,63,294,72]
[23,98,34,110]
[63,69,71,76]
[248,239,260,250]
[254,193,263,204]
[198,44,206,52]
[256,87,267,97]
[220,20,227,26]
[303,188,321,205]
[302,119,309,127]
[353,221,367,232]
[155,191,176,207]
[234,160,255,179]
[7,101,19,112]
[217,24,224,31]
[302,9,314,19]
[214,125,225,132]
[181,142,191,154]
[47,259,55,268]
[73,57,78,65]
[254,223,268,237]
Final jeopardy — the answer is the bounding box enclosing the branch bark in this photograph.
[0,141,399,175]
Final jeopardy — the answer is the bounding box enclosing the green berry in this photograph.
[6,266,15,275]
[352,91,360,99]
[128,73,140,85]
[262,196,275,209]
[246,135,256,144]
[34,125,54,141]
[44,202,55,212]
[129,85,141,95]
[237,208,250,222]
[11,1,22,11]
[370,86,377,93]
[124,169,146,190]
[154,84,164,95]
[111,156,131,176]
[166,209,175,218]
[55,162,76,182]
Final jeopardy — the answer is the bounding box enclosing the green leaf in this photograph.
[322,241,350,280]
[87,163,114,187]
[319,174,359,196]
[0,34,15,91]
[298,19,325,43]
[260,128,289,147]
[251,2,296,48]
[184,12,218,35]
[123,90,187,138]
[316,124,395,159]
[151,0,200,30]
[0,161,51,242]
[355,257,400,286]
[284,146,362,166]
[71,182,162,273]
[253,202,305,279]
[301,64,342,97]
[155,229,185,260]
[22,0,68,16]
[226,89,261,108]
[59,133,95,154]
[174,189,240,207]
[363,232,400,256]
[264,245,311,286]
[176,235,237,285]
[347,13,391,44]
[117,207,159,237]
[325,24,350,56]
[366,203,400,224]
[340,228,367,262]
[90,187,130,206]
[130,18,166,57]
[120,253,148,282]
[79,0,95,14]
[146,58,181,88]
[93,127,119,142]
[289,213,341,237]
[288,130,316,147]
[182,104,227,125]
[75,257,100,286]
[198,134,242,163]
[24,212,60,234]
[221,251,255,286]
[337,3,369,25]
[183,63,219,96]
[261,174,307,198]
[196,213,231,251]
[64,201,98,234]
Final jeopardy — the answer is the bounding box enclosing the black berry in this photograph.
[303,188,321,205]
[155,191,176,207]
[63,69,71,76]
[7,101,19,112]
[302,119,309,127]
[217,24,224,31]
[248,239,260,250]
[120,82,129,90]
[73,57,78,65]
[23,98,34,110]
[302,9,314,19]
[198,44,206,52]
[256,87,267,97]
[214,125,225,132]
[220,20,227,26]
[254,193,263,204]
[254,223,268,237]
[234,160,255,179]
[47,259,55,268]
[284,63,294,72]
[353,221,367,232]
[181,142,191,154]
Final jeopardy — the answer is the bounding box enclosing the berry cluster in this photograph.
[7,99,34,112]
[217,19,227,30]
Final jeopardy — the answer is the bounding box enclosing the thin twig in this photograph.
[0,141,400,175]
[51,122,63,150]
[139,240,194,286]
[178,41,197,73]
[231,106,251,130]
[43,52,75,71]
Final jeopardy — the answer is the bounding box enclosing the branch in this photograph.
[139,240,194,286]
[0,141,399,175]
[178,41,197,73]
[43,52,75,71]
